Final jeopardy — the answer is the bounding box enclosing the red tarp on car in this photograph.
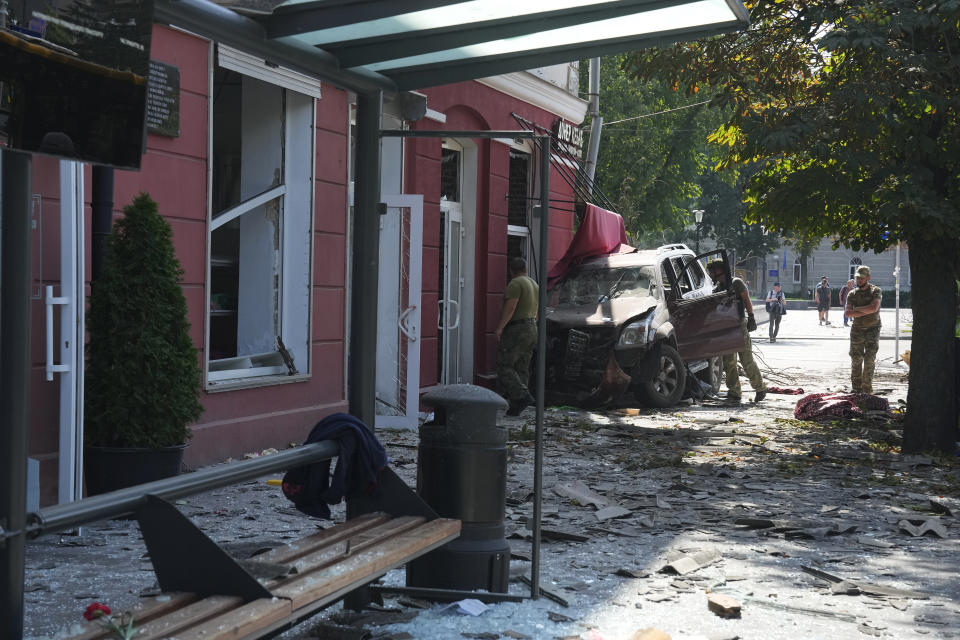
[547,203,634,286]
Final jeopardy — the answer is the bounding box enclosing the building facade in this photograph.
[24,24,585,505]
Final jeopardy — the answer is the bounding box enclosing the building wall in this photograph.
[27,25,352,505]
[408,81,579,387]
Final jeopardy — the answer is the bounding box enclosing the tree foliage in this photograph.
[627,0,960,453]
[85,193,203,448]
[580,55,720,237]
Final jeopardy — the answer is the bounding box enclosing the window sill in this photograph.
[205,372,311,393]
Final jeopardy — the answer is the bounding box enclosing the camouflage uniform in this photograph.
[719,277,766,401]
[848,283,882,393]
[723,318,766,400]
[496,320,537,402]
[496,274,539,403]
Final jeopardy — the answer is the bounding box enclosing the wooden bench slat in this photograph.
[251,513,392,565]
[275,518,461,610]
[63,593,199,640]
[134,595,245,640]
[169,598,292,640]
[269,516,427,587]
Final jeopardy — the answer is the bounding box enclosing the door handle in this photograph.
[437,299,445,329]
[447,299,460,330]
[45,285,70,381]
[399,305,418,342]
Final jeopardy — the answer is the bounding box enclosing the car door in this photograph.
[664,250,745,360]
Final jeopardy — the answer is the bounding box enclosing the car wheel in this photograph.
[637,344,687,407]
[698,356,723,394]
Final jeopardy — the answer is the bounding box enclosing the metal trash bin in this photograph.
[406,384,510,593]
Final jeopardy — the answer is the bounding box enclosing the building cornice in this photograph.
[476,71,588,124]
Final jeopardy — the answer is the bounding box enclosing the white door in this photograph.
[375,194,423,430]
[45,161,85,504]
[439,201,464,383]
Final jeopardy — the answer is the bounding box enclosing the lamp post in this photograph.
[693,209,704,253]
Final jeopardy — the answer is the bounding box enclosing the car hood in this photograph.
[546,296,659,328]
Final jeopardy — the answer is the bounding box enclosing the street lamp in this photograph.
[693,209,704,253]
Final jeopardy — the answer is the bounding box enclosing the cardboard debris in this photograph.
[659,549,721,576]
[707,593,742,618]
[898,518,948,538]
[553,480,609,509]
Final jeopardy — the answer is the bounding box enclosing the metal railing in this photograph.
[19,440,338,539]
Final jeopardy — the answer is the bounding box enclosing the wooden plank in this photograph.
[169,598,292,640]
[267,516,427,589]
[64,593,199,640]
[275,518,461,610]
[251,513,391,565]
[132,596,245,640]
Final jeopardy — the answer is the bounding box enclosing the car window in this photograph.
[552,266,655,306]
[670,257,694,295]
[686,259,705,289]
[660,260,673,293]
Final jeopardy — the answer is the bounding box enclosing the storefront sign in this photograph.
[553,118,583,155]
[146,60,180,138]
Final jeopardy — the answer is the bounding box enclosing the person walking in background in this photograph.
[765,282,786,343]
[495,257,539,416]
[707,259,767,404]
[816,276,832,325]
[845,265,882,394]
[839,279,855,327]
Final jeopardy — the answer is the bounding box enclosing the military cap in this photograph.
[856,265,871,277]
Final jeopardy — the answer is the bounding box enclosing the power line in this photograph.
[605,99,712,125]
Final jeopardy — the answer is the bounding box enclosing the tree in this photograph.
[580,55,724,237]
[628,0,960,453]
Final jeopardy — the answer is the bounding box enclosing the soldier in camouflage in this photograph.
[495,257,539,416]
[844,265,883,394]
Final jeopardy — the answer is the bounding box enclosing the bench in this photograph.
[63,469,461,640]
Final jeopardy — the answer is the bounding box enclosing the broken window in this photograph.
[207,66,314,385]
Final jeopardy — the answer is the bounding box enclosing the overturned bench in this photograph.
[26,443,461,640]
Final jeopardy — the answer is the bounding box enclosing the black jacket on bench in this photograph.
[282,413,388,519]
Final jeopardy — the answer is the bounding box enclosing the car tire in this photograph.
[698,356,723,394]
[637,344,687,407]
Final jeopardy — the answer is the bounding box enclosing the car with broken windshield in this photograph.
[545,245,744,407]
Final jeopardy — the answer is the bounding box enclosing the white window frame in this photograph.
[204,47,319,390]
[793,257,801,284]
[506,142,537,277]
[849,256,862,281]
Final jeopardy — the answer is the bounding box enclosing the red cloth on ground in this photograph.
[793,392,890,421]
[767,386,805,394]
[547,203,633,287]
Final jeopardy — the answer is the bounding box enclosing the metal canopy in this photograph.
[158,0,748,93]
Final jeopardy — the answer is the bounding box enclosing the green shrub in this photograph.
[85,193,203,447]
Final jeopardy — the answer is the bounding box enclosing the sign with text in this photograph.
[146,60,180,138]
[552,118,583,156]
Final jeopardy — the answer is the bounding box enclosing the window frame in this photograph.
[204,50,318,391]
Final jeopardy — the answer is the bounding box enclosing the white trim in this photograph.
[425,108,447,123]
[217,44,323,99]
[476,71,588,124]
[211,184,286,231]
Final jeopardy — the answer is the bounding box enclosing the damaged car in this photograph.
[545,245,745,407]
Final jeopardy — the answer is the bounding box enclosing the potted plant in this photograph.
[83,192,203,495]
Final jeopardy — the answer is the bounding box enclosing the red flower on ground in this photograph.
[84,602,112,621]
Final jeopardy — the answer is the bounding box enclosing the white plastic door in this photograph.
[438,202,464,384]
[375,194,423,429]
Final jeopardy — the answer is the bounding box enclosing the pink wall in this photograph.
[27,26,352,505]
[407,81,577,388]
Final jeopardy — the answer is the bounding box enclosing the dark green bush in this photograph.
[85,193,203,447]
